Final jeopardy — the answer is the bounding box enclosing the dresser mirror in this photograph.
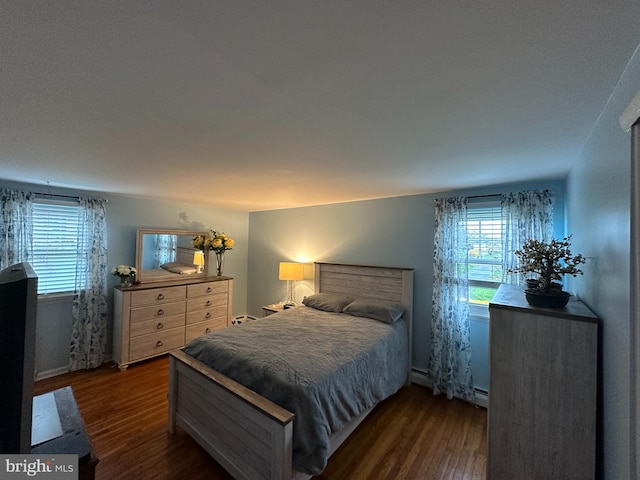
[135,228,210,284]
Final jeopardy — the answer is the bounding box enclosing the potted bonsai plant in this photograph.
[509,235,586,308]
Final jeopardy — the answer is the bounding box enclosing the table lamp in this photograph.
[193,251,205,274]
[279,262,304,306]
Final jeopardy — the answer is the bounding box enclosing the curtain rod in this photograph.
[468,189,553,200]
[33,192,108,203]
[467,194,502,200]
[31,180,108,202]
[34,192,80,201]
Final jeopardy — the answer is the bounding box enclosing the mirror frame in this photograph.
[135,228,210,284]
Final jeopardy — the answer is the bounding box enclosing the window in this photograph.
[32,200,83,294]
[467,201,503,307]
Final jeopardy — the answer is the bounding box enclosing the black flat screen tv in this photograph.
[0,262,38,453]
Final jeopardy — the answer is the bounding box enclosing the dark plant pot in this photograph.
[525,289,571,308]
[526,279,540,290]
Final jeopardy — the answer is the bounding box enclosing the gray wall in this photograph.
[566,46,640,479]
[248,179,565,390]
[0,179,249,378]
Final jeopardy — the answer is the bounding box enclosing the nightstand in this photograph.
[262,304,285,317]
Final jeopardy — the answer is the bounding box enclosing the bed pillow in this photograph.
[160,262,182,270]
[167,265,197,274]
[302,293,356,313]
[342,297,406,324]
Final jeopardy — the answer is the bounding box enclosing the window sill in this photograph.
[38,292,74,304]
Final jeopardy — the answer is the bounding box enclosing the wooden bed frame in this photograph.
[168,262,414,480]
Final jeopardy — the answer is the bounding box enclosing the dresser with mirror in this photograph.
[112,228,233,371]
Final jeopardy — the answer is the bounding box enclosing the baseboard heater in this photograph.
[410,368,489,408]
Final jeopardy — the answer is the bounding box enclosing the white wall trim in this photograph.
[34,354,113,381]
[35,365,70,381]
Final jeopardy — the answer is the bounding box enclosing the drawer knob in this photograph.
[156,322,164,330]
[156,340,163,347]
[205,328,211,333]
[206,287,212,293]
[157,293,165,300]
[157,309,164,316]
[206,300,212,306]
[205,312,211,319]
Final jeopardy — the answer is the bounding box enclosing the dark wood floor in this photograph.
[34,356,487,479]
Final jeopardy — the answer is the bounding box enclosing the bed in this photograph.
[168,262,414,480]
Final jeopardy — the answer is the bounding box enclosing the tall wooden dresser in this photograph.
[488,283,598,480]
[113,276,233,371]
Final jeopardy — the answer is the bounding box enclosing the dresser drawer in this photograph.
[187,281,228,298]
[129,327,185,361]
[186,293,227,313]
[131,285,186,306]
[130,301,186,323]
[186,309,227,325]
[130,314,185,337]
[185,318,227,343]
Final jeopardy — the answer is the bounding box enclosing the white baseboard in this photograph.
[410,368,488,409]
[35,354,113,381]
[35,365,70,381]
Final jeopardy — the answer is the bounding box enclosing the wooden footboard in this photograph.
[168,350,296,480]
[168,349,376,480]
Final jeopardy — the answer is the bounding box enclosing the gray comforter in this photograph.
[182,305,409,475]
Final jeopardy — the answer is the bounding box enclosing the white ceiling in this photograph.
[2,2,640,211]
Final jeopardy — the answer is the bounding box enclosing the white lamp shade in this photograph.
[193,251,205,266]
[278,262,304,281]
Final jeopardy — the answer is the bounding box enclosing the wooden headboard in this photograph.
[314,262,413,310]
[176,246,198,265]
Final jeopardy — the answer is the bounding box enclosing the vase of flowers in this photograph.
[111,265,137,287]
[214,251,224,276]
[193,230,235,276]
[509,235,586,308]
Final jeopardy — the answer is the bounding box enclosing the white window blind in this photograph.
[32,200,83,294]
[467,202,503,305]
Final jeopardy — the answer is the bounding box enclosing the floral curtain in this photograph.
[501,190,554,285]
[0,188,34,269]
[428,197,475,402]
[153,234,177,268]
[70,197,108,371]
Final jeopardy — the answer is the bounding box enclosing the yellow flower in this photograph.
[192,236,204,249]
[194,229,235,252]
